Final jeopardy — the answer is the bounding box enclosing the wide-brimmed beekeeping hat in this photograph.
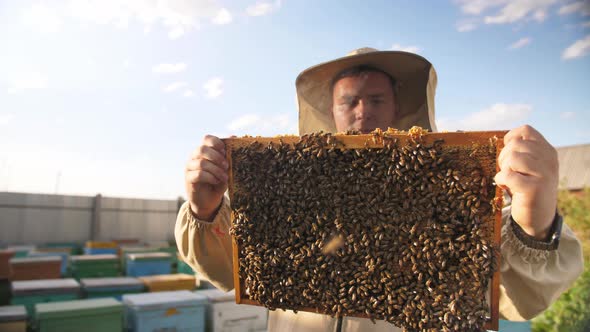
[296,47,438,134]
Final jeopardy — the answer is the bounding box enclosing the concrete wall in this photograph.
[0,192,182,246]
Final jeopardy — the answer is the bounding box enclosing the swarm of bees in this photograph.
[228,130,500,331]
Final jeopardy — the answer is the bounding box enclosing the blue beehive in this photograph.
[125,253,172,277]
[123,290,206,332]
[84,248,118,255]
[84,242,118,255]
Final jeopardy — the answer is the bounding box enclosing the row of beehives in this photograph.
[0,287,268,332]
[0,240,187,281]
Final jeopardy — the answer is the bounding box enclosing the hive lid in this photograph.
[81,277,143,288]
[0,305,27,322]
[28,251,68,258]
[84,241,117,248]
[35,298,123,320]
[70,254,118,262]
[120,246,155,252]
[123,290,206,308]
[10,256,61,264]
[5,245,35,252]
[44,242,79,248]
[12,278,80,294]
[194,289,235,302]
[139,273,195,284]
[127,252,172,261]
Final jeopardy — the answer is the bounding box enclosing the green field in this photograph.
[532,189,590,332]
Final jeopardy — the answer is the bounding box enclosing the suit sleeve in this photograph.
[175,197,235,291]
[498,205,584,320]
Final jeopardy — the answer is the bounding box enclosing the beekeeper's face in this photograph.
[332,71,397,133]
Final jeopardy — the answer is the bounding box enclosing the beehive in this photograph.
[224,129,505,331]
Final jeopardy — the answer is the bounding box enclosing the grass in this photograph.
[531,188,590,332]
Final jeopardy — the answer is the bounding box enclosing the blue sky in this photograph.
[0,0,589,199]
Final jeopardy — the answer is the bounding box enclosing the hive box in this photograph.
[177,253,194,275]
[84,241,118,255]
[35,298,124,332]
[28,252,69,276]
[40,242,81,255]
[123,290,206,332]
[69,254,120,279]
[195,289,268,332]
[125,253,172,277]
[9,256,61,281]
[81,277,144,300]
[119,246,157,269]
[11,279,80,315]
[0,305,27,332]
[139,274,196,292]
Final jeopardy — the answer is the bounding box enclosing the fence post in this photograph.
[90,194,102,240]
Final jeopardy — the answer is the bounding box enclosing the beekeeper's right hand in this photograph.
[184,135,228,221]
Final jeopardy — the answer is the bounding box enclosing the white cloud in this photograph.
[162,81,188,93]
[183,90,195,97]
[211,8,232,24]
[21,4,63,33]
[66,0,210,36]
[559,1,590,16]
[0,114,15,126]
[436,103,533,131]
[203,77,223,99]
[227,113,297,135]
[484,0,558,24]
[455,0,509,15]
[508,37,532,49]
[454,0,559,29]
[391,43,421,54]
[562,35,590,59]
[152,63,187,74]
[456,19,478,32]
[23,1,232,39]
[560,111,576,119]
[246,1,281,16]
[7,72,49,94]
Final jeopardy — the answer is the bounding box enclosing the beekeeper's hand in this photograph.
[185,135,228,221]
[495,125,559,240]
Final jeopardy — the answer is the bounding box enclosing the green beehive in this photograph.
[80,277,144,300]
[34,298,124,332]
[68,255,120,279]
[11,279,80,316]
[176,253,194,275]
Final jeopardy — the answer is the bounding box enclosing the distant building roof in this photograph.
[557,143,590,191]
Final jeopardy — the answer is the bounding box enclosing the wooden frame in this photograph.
[224,131,506,331]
